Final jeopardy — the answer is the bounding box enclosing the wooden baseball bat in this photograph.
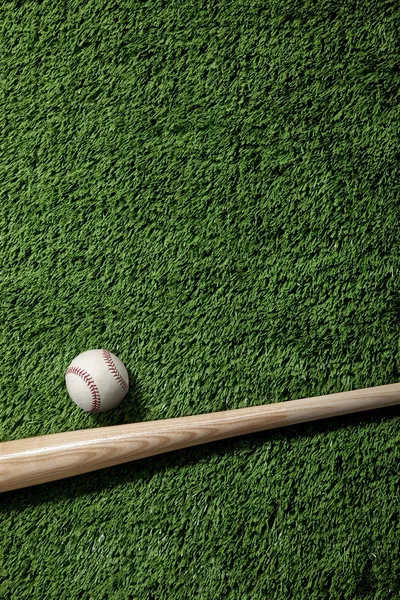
[1,382,399,493]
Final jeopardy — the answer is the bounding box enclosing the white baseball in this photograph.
[65,349,129,413]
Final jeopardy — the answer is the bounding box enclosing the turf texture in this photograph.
[1,0,400,598]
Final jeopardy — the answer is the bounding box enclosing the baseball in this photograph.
[65,349,129,413]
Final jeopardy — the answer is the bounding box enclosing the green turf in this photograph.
[1,0,400,597]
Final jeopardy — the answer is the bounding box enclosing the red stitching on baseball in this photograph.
[65,366,101,412]
[102,349,128,391]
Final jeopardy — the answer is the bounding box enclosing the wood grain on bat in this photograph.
[1,382,400,492]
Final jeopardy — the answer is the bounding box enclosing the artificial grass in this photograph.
[0,0,399,598]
